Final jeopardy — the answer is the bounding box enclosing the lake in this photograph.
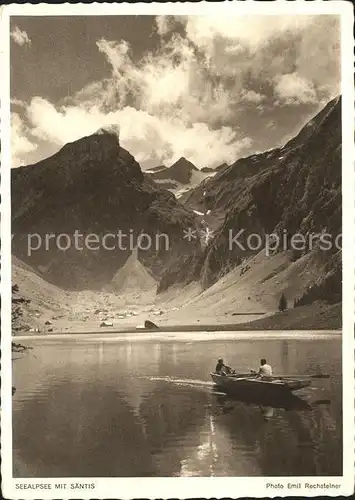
[12,331,342,477]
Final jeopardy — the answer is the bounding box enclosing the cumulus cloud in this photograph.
[11,113,38,166]
[241,90,267,104]
[12,15,340,169]
[23,97,249,168]
[155,15,180,37]
[180,15,310,56]
[274,73,317,105]
[295,16,340,101]
[11,26,31,46]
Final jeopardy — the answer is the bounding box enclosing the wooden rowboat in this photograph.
[210,372,311,397]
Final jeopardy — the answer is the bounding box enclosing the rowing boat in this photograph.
[210,372,311,397]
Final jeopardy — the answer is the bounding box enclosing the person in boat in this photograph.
[256,358,273,381]
[215,358,232,376]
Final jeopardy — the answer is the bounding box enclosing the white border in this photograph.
[1,2,354,498]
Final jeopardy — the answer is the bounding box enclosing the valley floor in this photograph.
[13,284,341,335]
[12,252,341,336]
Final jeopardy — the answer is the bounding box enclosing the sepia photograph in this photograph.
[1,2,354,498]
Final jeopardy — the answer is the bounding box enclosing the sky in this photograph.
[10,15,340,169]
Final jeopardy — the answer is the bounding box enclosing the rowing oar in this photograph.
[230,371,330,379]
[277,373,330,379]
[245,370,330,379]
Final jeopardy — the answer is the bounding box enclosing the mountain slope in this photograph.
[12,256,71,331]
[12,129,200,290]
[160,96,341,309]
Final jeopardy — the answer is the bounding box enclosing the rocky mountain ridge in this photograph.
[12,129,200,290]
[159,96,342,309]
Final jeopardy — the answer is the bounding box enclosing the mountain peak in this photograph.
[172,157,198,171]
[146,157,199,185]
[159,157,198,184]
[55,126,121,162]
[95,124,121,141]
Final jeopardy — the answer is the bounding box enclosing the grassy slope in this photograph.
[235,301,341,330]
[157,247,340,328]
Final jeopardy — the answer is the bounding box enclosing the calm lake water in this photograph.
[12,332,342,477]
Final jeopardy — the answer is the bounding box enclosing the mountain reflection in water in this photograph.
[12,334,342,477]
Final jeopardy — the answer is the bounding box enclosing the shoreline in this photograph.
[13,325,342,341]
